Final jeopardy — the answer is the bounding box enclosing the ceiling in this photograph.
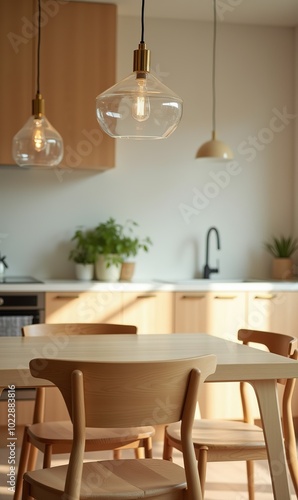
[81,0,298,27]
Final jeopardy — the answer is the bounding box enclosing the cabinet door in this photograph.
[174,291,246,339]
[45,292,123,324]
[0,0,116,170]
[207,292,247,341]
[246,291,297,334]
[174,291,246,419]
[174,292,209,333]
[122,292,174,334]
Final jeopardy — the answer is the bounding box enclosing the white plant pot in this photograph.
[75,263,94,281]
[95,255,121,282]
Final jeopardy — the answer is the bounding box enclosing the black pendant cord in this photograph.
[140,0,145,43]
[36,0,41,94]
[212,0,217,134]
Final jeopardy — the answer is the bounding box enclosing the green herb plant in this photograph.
[92,218,152,267]
[264,235,298,258]
[69,229,97,265]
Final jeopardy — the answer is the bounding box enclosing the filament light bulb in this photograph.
[32,119,46,152]
[132,79,150,122]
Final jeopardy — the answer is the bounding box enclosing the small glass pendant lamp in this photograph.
[96,0,183,140]
[196,0,233,161]
[12,0,63,169]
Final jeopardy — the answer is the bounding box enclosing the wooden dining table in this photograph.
[1,332,298,499]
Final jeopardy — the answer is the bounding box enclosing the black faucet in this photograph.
[203,227,220,279]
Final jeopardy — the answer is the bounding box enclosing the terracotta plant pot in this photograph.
[272,258,293,280]
[120,262,135,281]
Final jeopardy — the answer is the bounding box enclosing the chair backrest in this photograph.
[238,328,297,360]
[22,323,137,337]
[29,355,217,428]
[29,355,217,499]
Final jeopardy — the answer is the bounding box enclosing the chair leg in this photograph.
[113,449,121,459]
[26,445,38,472]
[197,446,208,499]
[21,476,30,500]
[14,427,31,500]
[43,445,52,468]
[144,436,153,458]
[134,445,145,458]
[285,445,298,497]
[246,460,255,500]
[163,428,173,461]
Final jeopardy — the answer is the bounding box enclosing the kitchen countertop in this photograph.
[2,278,298,292]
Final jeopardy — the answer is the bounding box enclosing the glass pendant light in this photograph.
[12,0,63,169]
[196,0,233,161]
[96,0,183,140]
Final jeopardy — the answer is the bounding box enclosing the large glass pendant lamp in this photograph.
[196,0,233,160]
[96,0,183,140]
[12,0,63,169]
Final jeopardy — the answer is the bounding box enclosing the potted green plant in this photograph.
[119,220,152,281]
[264,235,298,280]
[69,229,96,281]
[92,218,126,281]
[92,218,152,282]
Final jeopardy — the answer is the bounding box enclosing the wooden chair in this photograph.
[163,329,298,499]
[22,354,217,500]
[15,323,154,500]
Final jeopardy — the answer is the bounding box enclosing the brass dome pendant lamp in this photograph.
[196,0,233,160]
[96,0,183,140]
[12,0,64,168]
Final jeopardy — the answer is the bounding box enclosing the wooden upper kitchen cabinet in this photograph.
[0,0,116,170]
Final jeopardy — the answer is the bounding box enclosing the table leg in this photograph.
[251,379,291,500]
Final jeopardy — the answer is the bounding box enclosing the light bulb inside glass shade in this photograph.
[131,78,150,122]
[12,115,64,168]
[32,119,46,151]
[96,72,183,139]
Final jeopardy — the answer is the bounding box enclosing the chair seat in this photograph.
[167,419,266,451]
[24,459,187,499]
[28,421,155,451]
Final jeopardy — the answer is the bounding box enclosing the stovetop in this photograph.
[0,276,44,284]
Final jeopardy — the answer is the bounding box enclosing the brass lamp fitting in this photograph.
[133,42,150,78]
[32,93,45,118]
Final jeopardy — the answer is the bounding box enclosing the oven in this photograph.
[0,291,45,336]
[0,289,45,401]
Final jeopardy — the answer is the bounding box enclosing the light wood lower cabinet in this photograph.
[122,292,174,334]
[246,291,298,334]
[174,291,247,419]
[46,291,123,324]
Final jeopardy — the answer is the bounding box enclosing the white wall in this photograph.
[0,16,295,281]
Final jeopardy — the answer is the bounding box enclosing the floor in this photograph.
[0,436,296,500]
